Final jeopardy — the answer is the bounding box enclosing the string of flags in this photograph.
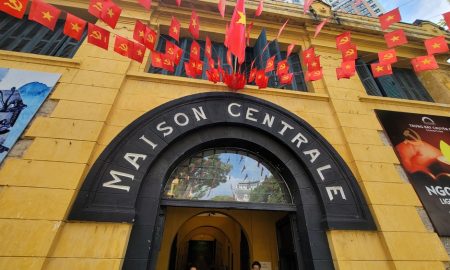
[0,0,448,91]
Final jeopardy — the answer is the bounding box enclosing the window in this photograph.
[374,8,381,13]
[148,29,308,91]
[163,148,292,204]
[0,13,86,58]
[367,0,373,3]
[356,58,434,102]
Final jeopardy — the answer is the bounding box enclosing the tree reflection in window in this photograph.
[164,148,292,204]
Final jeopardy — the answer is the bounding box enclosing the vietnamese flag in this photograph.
[169,16,181,42]
[371,62,392,78]
[138,0,152,10]
[249,68,257,82]
[144,28,157,51]
[255,0,263,16]
[307,55,320,71]
[101,0,121,29]
[87,23,110,50]
[190,40,200,61]
[384,29,408,48]
[189,10,200,39]
[336,67,349,80]
[305,68,323,82]
[130,41,146,63]
[287,43,295,57]
[444,12,450,29]
[302,47,315,63]
[378,49,397,64]
[411,55,439,72]
[342,43,357,61]
[29,0,61,31]
[279,73,293,85]
[336,32,351,51]
[227,0,246,64]
[265,56,275,73]
[133,20,146,44]
[88,0,104,18]
[205,36,212,59]
[64,13,87,41]
[151,51,163,68]
[114,35,131,57]
[379,8,401,30]
[0,0,28,19]
[218,0,226,18]
[339,60,355,77]
[424,36,449,55]
[276,59,289,76]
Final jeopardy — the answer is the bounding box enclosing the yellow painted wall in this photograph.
[0,0,449,269]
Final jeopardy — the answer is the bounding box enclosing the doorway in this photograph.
[158,207,300,270]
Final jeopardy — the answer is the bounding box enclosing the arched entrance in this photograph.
[69,92,376,270]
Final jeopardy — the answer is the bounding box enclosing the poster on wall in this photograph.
[376,110,450,236]
[0,68,61,164]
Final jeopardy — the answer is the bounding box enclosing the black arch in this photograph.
[69,92,376,269]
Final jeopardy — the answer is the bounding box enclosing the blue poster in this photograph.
[0,68,61,164]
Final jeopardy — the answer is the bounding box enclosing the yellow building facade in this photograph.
[0,0,449,269]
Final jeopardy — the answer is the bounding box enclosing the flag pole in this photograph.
[234,56,237,74]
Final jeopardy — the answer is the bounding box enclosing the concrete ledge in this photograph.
[0,50,81,69]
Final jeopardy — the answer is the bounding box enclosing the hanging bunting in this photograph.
[265,55,275,72]
[302,47,315,63]
[255,70,268,89]
[384,29,408,48]
[411,55,439,72]
[287,43,295,57]
[255,0,263,16]
[133,20,147,44]
[130,41,146,63]
[307,55,321,71]
[189,10,200,39]
[227,0,246,64]
[114,35,131,57]
[101,0,122,28]
[218,0,226,18]
[87,23,110,50]
[190,40,201,61]
[313,18,329,38]
[29,0,61,31]
[138,0,152,10]
[378,49,397,65]
[342,43,357,61]
[336,32,351,51]
[169,16,181,42]
[88,0,104,18]
[64,13,87,41]
[303,0,314,15]
[276,59,289,76]
[424,36,449,55]
[444,12,450,29]
[279,73,293,85]
[370,62,392,78]
[0,0,29,19]
[205,36,212,59]
[276,19,289,40]
[151,51,163,68]
[144,28,157,51]
[379,8,401,30]
[305,69,323,82]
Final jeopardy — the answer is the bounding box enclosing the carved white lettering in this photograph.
[326,186,347,201]
[246,107,259,122]
[303,149,320,163]
[174,113,189,126]
[291,132,308,148]
[103,170,134,192]
[317,164,332,181]
[157,122,173,137]
[262,113,275,128]
[279,121,294,135]
[228,103,241,117]
[124,153,147,170]
[140,135,158,149]
[192,106,207,121]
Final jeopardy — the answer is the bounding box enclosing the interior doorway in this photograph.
[158,207,299,270]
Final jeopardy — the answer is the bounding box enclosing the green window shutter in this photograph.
[286,52,307,92]
[355,58,383,96]
[392,68,433,102]
[253,29,270,70]
[375,75,409,99]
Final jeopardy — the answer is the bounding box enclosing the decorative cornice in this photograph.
[359,95,450,111]
[0,50,81,69]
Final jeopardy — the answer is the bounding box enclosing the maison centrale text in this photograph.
[102,103,347,202]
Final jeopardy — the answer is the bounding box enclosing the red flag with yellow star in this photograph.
[336,32,351,51]
[101,0,122,29]
[133,20,146,44]
[412,55,439,72]
[169,16,181,42]
[384,29,408,48]
[64,13,86,41]
[189,10,200,39]
[338,60,355,78]
[114,35,131,57]
[302,47,315,63]
[88,0,104,18]
[307,56,321,71]
[370,62,392,78]
[130,41,146,63]
[0,0,28,19]
[144,28,157,51]
[378,49,397,65]
[424,36,449,55]
[29,0,61,31]
[276,59,289,76]
[87,23,110,50]
[341,43,357,61]
[205,36,212,59]
[151,51,163,68]
[190,40,201,61]
[379,8,401,30]
[138,0,152,10]
[228,0,246,64]
[265,56,275,72]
